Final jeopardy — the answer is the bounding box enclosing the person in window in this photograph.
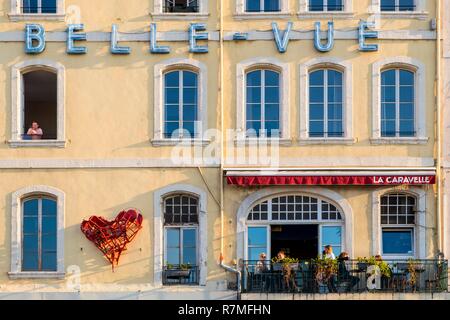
[27,121,43,140]
[337,252,360,292]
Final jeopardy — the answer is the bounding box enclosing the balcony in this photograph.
[241,259,448,294]
[163,265,199,285]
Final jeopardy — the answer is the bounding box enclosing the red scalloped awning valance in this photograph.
[226,175,436,186]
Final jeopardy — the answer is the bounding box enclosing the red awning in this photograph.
[226,174,436,186]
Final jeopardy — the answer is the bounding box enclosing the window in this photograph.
[381,0,415,11]
[321,226,342,256]
[309,69,344,138]
[163,0,199,13]
[23,70,58,140]
[10,185,65,279]
[309,0,343,11]
[381,69,415,138]
[163,194,199,285]
[10,60,65,148]
[247,227,268,261]
[22,196,57,271]
[246,0,281,12]
[246,69,280,138]
[164,70,199,139]
[380,193,416,256]
[22,0,57,13]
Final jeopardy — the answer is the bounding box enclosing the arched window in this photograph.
[246,68,281,138]
[246,194,344,260]
[246,0,281,12]
[23,70,58,140]
[163,194,199,285]
[380,193,416,256]
[309,68,344,138]
[164,69,199,139]
[22,196,57,271]
[381,68,415,138]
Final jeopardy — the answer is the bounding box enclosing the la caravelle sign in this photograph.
[23,21,380,55]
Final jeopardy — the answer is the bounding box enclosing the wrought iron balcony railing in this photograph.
[163,265,199,285]
[241,259,448,294]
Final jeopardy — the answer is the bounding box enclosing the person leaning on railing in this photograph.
[27,121,43,140]
[338,252,360,292]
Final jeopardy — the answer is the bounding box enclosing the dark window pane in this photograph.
[41,252,57,271]
[247,71,261,86]
[41,0,57,13]
[42,198,57,216]
[42,216,56,233]
[381,69,396,85]
[23,199,38,216]
[22,252,39,271]
[382,229,413,254]
[183,71,197,87]
[165,71,179,87]
[309,0,324,11]
[265,70,279,86]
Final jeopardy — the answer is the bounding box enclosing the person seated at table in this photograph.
[337,252,360,292]
[27,121,43,140]
[323,245,336,260]
[256,252,269,273]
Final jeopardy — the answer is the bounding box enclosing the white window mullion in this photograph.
[395,69,400,138]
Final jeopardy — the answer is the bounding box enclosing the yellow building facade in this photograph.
[0,0,447,299]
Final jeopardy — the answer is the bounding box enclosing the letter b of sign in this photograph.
[366,265,381,290]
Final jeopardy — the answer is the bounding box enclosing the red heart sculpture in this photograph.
[81,209,143,270]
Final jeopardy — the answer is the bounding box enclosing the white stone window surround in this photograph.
[9,0,66,21]
[371,56,428,145]
[236,57,291,145]
[369,0,428,20]
[152,58,209,146]
[152,0,209,20]
[154,184,208,286]
[371,187,426,259]
[298,0,354,19]
[299,57,355,145]
[235,0,292,20]
[9,59,66,148]
[236,186,354,262]
[9,185,65,279]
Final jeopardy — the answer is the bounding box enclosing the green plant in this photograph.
[407,259,420,287]
[314,257,338,283]
[357,256,392,278]
[271,257,300,265]
[180,263,192,270]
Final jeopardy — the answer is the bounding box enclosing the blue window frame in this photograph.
[164,70,198,138]
[381,0,415,12]
[166,228,197,266]
[22,0,57,14]
[381,69,415,137]
[321,226,342,257]
[309,69,344,138]
[246,0,281,12]
[22,197,57,271]
[382,228,414,255]
[246,69,280,138]
[309,0,344,11]
[247,226,268,261]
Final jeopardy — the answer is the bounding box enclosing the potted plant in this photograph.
[271,257,300,271]
[314,256,338,291]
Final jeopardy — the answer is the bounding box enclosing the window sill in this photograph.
[8,272,66,280]
[297,12,355,19]
[370,137,429,145]
[151,138,211,146]
[150,13,210,20]
[8,13,66,22]
[8,140,66,148]
[298,138,356,145]
[234,12,292,20]
[234,138,293,146]
[377,12,429,20]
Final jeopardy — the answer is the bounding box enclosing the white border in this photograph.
[371,187,427,259]
[152,58,209,146]
[371,56,428,145]
[236,187,354,262]
[153,184,208,287]
[299,57,355,144]
[152,0,209,20]
[9,59,66,148]
[9,185,65,279]
[236,57,291,144]
[9,0,66,21]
